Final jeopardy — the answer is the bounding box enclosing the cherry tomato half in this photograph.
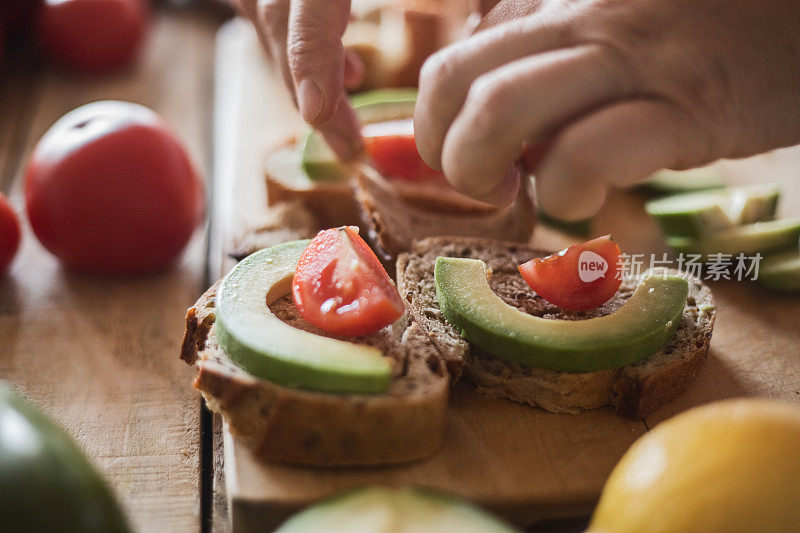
[25,101,204,274]
[292,226,404,337]
[362,119,445,182]
[37,0,148,73]
[0,193,21,274]
[518,235,622,311]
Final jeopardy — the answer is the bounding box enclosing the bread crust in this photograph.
[397,237,716,418]
[181,285,449,466]
[355,167,537,262]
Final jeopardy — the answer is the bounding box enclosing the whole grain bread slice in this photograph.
[181,284,449,466]
[397,237,716,418]
[355,166,537,263]
[264,144,362,228]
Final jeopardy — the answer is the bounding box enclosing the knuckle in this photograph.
[257,0,287,27]
[558,135,605,179]
[287,36,342,69]
[464,75,509,134]
[419,49,457,94]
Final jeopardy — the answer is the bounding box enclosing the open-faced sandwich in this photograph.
[183,227,449,465]
[183,226,715,465]
[231,89,536,264]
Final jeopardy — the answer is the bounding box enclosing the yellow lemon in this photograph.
[589,399,800,533]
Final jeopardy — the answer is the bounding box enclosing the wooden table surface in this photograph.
[0,6,228,532]
[3,6,800,533]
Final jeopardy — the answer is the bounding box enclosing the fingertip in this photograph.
[534,166,608,221]
[297,78,323,123]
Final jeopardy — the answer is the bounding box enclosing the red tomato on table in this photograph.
[362,119,444,182]
[518,235,622,311]
[37,0,148,73]
[0,193,21,274]
[293,226,404,337]
[25,101,204,274]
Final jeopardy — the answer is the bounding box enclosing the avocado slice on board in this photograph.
[302,88,417,182]
[758,249,800,292]
[275,486,519,533]
[435,259,688,373]
[666,218,800,260]
[639,166,725,194]
[0,385,130,533]
[215,240,392,394]
[645,184,781,237]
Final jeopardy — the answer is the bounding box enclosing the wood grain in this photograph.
[0,9,222,532]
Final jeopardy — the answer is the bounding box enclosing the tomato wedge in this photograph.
[292,226,404,337]
[518,235,622,311]
[362,119,444,182]
[0,193,21,274]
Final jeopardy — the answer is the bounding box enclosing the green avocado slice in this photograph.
[645,184,781,237]
[302,88,417,182]
[757,250,800,292]
[275,486,518,533]
[215,240,392,394]
[666,218,800,259]
[640,166,725,194]
[434,259,688,373]
[0,385,130,533]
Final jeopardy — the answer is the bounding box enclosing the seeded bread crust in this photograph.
[227,200,318,262]
[181,285,449,466]
[355,167,537,263]
[264,145,362,228]
[397,237,716,418]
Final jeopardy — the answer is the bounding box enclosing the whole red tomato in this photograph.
[25,101,205,274]
[0,193,22,274]
[37,0,148,73]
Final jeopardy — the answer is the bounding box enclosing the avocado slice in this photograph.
[215,240,392,394]
[434,259,688,372]
[758,250,800,292]
[0,385,130,533]
[275,487,518,533]
[302,88,417,182]
[640,166,725,194]
[666,218,800,259]
[645,184,781,237]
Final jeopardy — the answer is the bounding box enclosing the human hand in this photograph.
[231,0,364,160]
[415,0,800,219]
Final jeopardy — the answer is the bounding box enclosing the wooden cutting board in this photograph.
[211,18,800,531]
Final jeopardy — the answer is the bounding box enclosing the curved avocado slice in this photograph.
[434,259,688,372]
[302,88,418,182]
[645,184,781,237]
[758,250,800,292]
[215,240,392,394]
[0,385,130,533]
[640,167,725,194]
[666,217,800,259]
[275,486,518,533]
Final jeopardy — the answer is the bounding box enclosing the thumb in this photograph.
[287,0,351,125]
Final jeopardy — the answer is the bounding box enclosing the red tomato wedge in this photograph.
[0,193,21,274]
[292,226,404,337]
[362,119,444,182]
[518,235,622,311]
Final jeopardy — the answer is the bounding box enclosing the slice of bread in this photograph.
[264,144,362,228]
[397,237,716,418]
[228,200,317,262]
[181,284,449,466]
[356,167,537,262]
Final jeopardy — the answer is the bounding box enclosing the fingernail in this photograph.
[297,78,323,123]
